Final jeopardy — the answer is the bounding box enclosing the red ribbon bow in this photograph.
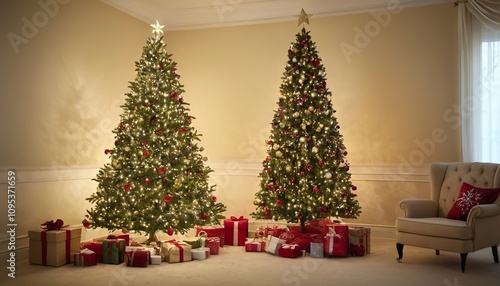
[40,219,68,231]
[230,216,244,221]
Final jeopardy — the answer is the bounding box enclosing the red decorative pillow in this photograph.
[446,182,500,220]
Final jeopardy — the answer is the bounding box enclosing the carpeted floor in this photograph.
[1,238,499,286]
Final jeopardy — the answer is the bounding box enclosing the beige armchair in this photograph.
[395,162,500,272]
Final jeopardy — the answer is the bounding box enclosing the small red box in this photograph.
[324,224,349,257]
[206,237,220,255]
[81,241,102,263]
[196,226,225,247]
[73,248,96,266]
[278,244,301,258]
[125,250,150,267]
[245,239,265,252]
[107,234,130,246]
[224,216,248,246]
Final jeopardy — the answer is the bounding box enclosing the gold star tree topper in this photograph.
[151,20,164,38]
[297,9,312,26]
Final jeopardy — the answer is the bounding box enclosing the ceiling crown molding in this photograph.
[100,0,453,30]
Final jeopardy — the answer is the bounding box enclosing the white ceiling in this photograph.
[100,0,454,30]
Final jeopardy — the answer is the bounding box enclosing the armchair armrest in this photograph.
[399,198,438,218]
[467,204,500,225]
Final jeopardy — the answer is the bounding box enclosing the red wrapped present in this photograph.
[196,226,225,247]
[224,216,248,246]
[291,236,312,253]
[28,227,81,267]
[279,244,301,258]
[102,238,126,264]
[107,234,130,246]
[82,241,103,263]
[162,240,192,263]
[245,239,266,252]
[265,226,288,238]
[125,249,150,267]
[348,227,370,256]
[73,248,96,266]
[324,224,349,257]
[206,237,220,255]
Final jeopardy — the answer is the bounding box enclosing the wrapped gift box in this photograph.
[348,227,371,256]
[125,245,156,257]
[265,235,285,255]
[224,216,248,246]
[162,240,192,263]
[324,224,349,257]
[196,226,225,247]
[151,255,162,265]
[73,248,96,266]
[107,234,130,246]
[206,237,220,255]
[278,244,301,258]
[81,241,103,263]
[265,226,288,238]
[102,238,126,264]
[192,247,210,260]
[28,227,81,267]
[245,239,265,252]
[310,242,324,258]
[125,249,150,267]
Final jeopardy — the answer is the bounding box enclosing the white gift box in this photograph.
[265,235,286,255]
[150,255,162,265]
[191,247,210,260]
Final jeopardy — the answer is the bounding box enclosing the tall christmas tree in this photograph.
[251,11,361,232]
[85,22,226,243]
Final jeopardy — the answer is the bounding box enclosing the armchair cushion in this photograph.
[446,182,500,221]
[396,217,472,240]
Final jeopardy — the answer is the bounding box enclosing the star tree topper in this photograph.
[151,20,164,38]
[297,9,312,26]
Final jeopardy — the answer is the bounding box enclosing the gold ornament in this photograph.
[134,210,139,215]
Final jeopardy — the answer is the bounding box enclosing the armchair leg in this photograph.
[435,250,440,255]
[493,246,499,263]
[460,253,468,273]
[396,243,404,262]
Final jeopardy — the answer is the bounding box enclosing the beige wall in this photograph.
[0,0,459,260]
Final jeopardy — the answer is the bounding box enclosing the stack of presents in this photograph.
[28,217,370,268]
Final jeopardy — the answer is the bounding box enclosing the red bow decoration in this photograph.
[40,219,68,231]
[230,216,244,221]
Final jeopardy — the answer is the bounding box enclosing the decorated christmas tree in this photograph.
[85,22,226,243]
[251,11,361,232]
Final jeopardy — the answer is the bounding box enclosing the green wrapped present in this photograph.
[102,238,125,264]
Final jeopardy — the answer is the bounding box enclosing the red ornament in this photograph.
[313,186,319,193]
[319,207,327,213]
[82,219,90,228]
[143,149,150,156]
[212,196,217,202]
[158,130,163,136]
[104,149,110,155]
[318,160,324,166]
[145,178,151,185]
[158,167,166,174]
[180,127,187,133]
[276,200,282,207]
[163,194,173,203]
[167,228,174,236]
[200,213,208,219]
[352,185,357,191]
[124,184,131,192]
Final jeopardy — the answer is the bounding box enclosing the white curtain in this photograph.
[459,0,500,163]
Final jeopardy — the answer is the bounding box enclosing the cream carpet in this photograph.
[1,238,499,286]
